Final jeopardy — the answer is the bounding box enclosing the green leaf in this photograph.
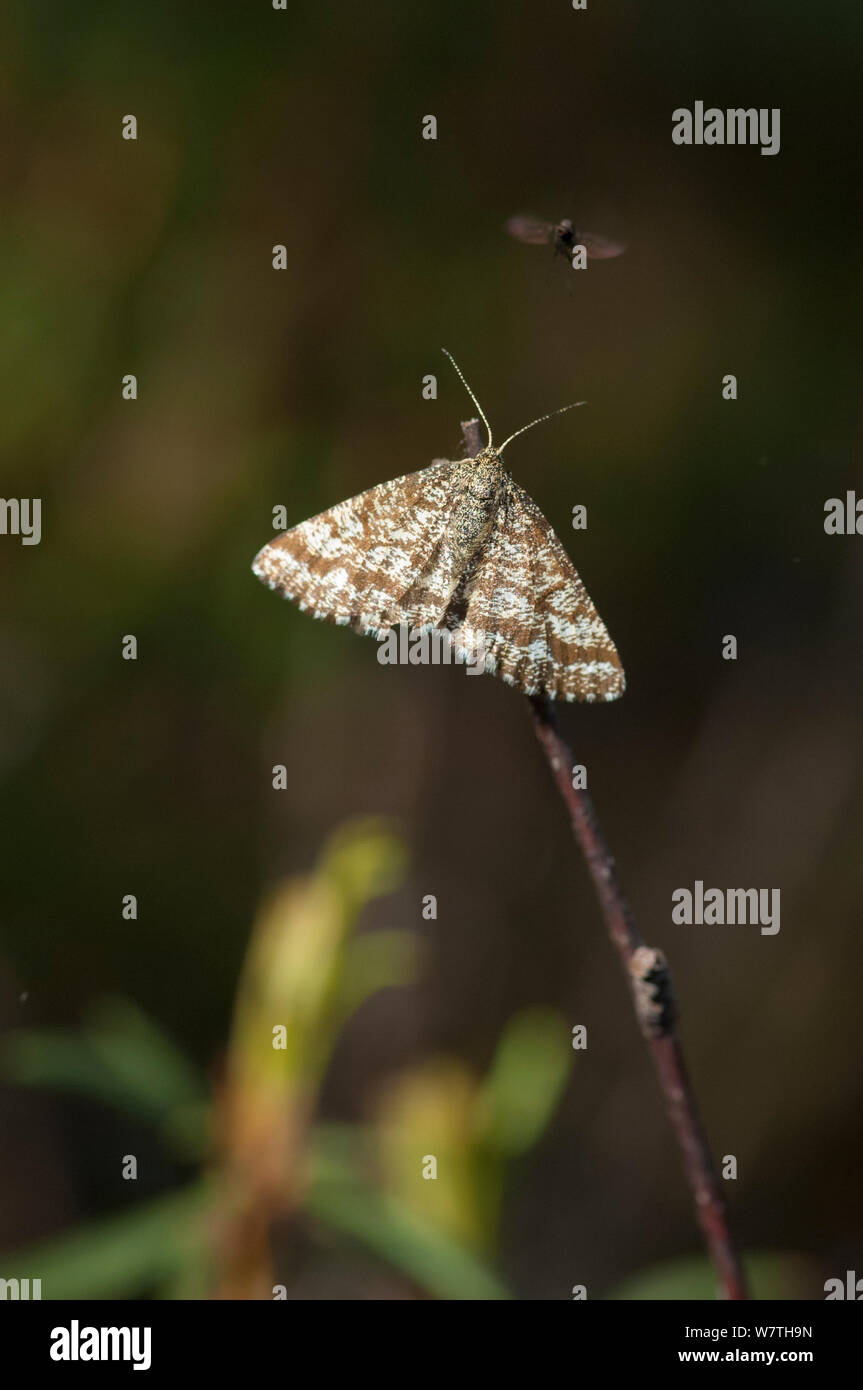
[85,998,205,1111]
[476,1008,571,1156]
[1,1184,210,1300]
[320,818,408,918]
[309,1126,510,1301]
[2,997,208,1157]
[338,929,419,1020]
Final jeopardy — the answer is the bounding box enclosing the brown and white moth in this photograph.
[252,352,625,703]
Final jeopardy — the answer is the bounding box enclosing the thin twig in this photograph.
[460,416,749,1301]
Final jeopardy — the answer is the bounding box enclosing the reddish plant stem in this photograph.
[528,697,748,1301]
[460,416,748,1301]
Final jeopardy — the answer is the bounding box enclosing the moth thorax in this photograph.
[468,449,504,502]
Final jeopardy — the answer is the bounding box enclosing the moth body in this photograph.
[449,448,506,566]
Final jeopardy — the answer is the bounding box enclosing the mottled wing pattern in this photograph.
[252,460,460,635]
[447,478,624,702]
[506,215,554,245]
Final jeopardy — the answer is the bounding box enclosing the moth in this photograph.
[252,353,625,703]
[506,214,626,265]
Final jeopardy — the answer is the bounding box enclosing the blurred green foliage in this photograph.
[609,1251,817,1302]
[5,998,209,1161]
[1,820,577,1299]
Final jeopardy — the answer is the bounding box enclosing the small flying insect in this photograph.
[506,215,626,266]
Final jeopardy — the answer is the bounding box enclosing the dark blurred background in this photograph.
[1,0,862,1299]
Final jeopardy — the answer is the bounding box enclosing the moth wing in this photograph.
[253,459,460,635]
[447,479,625,702]
[506,215,555,246]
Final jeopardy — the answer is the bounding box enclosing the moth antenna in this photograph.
[441,349,493,448]
[498,400,585,454]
